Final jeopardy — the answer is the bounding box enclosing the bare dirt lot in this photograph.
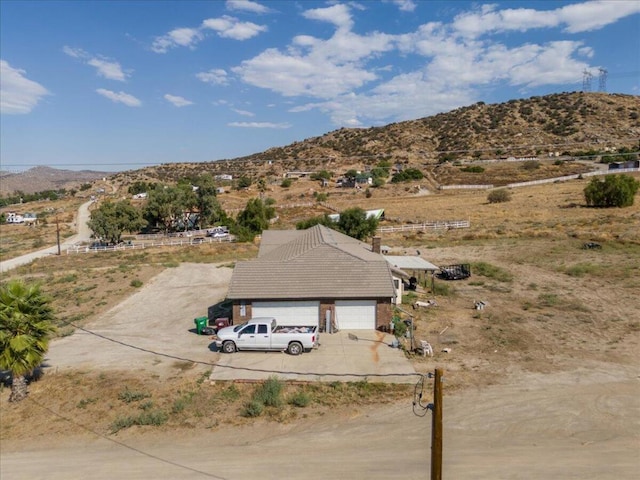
[2,175,640,479]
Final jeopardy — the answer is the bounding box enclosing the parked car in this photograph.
[214,317,318,355]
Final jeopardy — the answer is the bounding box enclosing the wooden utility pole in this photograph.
[431,368,443,480]
[56,216,61,255]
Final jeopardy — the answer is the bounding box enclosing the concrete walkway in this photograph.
[209,329,420,384]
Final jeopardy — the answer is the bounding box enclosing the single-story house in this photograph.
[226,225,402,331]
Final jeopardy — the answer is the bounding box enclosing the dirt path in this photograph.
[2,363,638,479]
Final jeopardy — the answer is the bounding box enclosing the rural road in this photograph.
[2,363,638,480]
[0,199,93,273]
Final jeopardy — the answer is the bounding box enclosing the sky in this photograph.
[1,0,639,173]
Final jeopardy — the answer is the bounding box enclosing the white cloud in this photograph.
[202,16,267,40]
[164,94,194,107]
[63,46,129,81]
[87,58,127,81]
[233,4,395,99]
[152,15,267,52]
[557,0,640,33]
[152,27,204,53]
[196,68,230,85]
[452,1,640,37]
[0,60,50,114]
[232,108,255,116]
[62,46,87,58]
[228,121,290,128]
[302,4,353,30]
[226,0,271,14]
[96,89,141,107]
[386,0,417,13]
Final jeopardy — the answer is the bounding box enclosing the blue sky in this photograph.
[1,0,639,173]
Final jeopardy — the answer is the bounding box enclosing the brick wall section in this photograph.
[376,299,393,330]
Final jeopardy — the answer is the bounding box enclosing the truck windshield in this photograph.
[232,322,248,332]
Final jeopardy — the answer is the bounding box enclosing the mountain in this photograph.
[0,166,109,196]
[118,92,638,184]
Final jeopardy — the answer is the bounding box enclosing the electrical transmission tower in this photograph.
[598,68,608,92]
[582,69,593,92]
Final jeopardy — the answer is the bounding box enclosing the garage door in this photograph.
[252,301,319,327]
[335,300,376,330]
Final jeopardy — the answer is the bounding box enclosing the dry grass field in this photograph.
[1,168,639,479]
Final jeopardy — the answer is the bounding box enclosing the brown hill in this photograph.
[0,166,109,196]
[117,91,639,184]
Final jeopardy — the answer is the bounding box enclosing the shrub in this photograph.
[130,279,143,288]
[487,189,512,203]
[288,391,311,407]
[252,376,283,407]
[118,388,150,403]
[472,262,513,282]
[391,168,424,183]
[522,160,540,170]
[584,174,639,207]
[241,400,264,417]
[281,178,293,188]
[460,165,485,173]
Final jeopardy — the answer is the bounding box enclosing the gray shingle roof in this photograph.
[227,225,396,300]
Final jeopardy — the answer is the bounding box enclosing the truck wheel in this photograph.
[222,341,236,354]
[287,342,303,356]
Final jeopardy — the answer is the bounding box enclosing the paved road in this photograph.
[0,200,93,273]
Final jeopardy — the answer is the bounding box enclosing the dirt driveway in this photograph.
[45,263,417,382]
[45,263,233,377]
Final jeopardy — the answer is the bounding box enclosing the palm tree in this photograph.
[0,279,56,402]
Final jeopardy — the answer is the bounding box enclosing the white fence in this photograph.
[438,184,493,190]
[506,168,639,189]
[377,220,470,233]
[65,236,232,255]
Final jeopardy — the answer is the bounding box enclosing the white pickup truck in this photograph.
[214,317,318,355]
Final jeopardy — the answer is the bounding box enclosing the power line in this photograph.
[26,398,230,480]
[60,319,422,380]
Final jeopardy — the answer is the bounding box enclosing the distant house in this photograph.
[6,212,37,224]
[132,192,147,199]
[215,174,233,181]
[226,225,402,331]
[608,160,640,170]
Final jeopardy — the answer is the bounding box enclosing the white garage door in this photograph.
[252,301,320,327]
[335,300,376,330]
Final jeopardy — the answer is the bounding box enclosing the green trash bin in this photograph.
[194,316,208,335]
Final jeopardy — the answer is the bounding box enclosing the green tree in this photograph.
[310,170,331,181]
[236,176,252,190]
[235,198,276,241]
[128,181,153,195]
[391,168,424,183]
[584,175,639,208]
[0,280,57,402]
[88,200,146,244]
[335,207,379,240]
[296,214,334,230]
[143,184,196,233]
[193,175,228,228]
